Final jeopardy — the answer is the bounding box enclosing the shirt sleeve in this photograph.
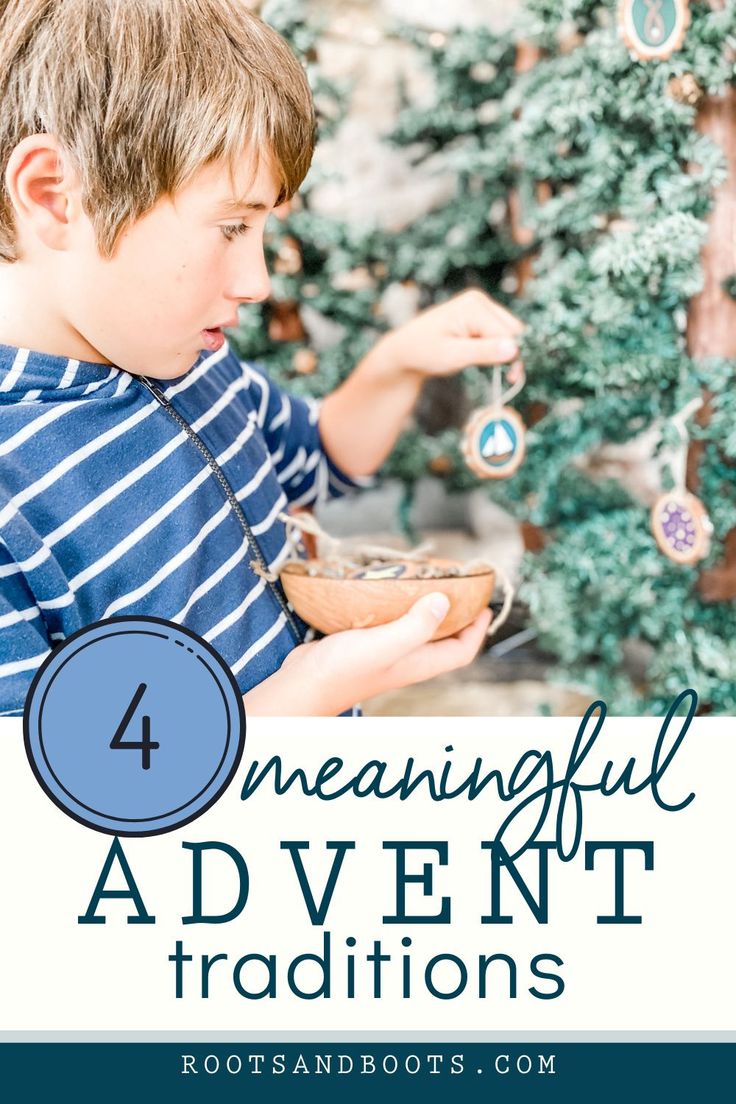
[243,361,374,508]
[0,543,52,716]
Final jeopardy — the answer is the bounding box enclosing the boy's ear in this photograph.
[4,135,82,252]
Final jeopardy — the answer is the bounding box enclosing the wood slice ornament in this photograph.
[462,365,527,480]
[618,0,690,62]
[650,400,713,566]
[651,490,711,565]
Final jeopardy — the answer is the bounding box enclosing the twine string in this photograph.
[488,563,514,638]
[488,363,526,409]
[665,396,703,492]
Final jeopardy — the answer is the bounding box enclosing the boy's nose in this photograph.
[227,249,272,304]
[232,272,271,304]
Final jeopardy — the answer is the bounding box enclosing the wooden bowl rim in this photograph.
[280,560,496,582]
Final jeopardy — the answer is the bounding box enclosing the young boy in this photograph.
[0,0,522,716]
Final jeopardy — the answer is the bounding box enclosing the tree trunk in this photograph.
[687,85,736,601]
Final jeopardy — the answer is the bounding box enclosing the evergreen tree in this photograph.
[495,0,736,711]
[238,0,736,713]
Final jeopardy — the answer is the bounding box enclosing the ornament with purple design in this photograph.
[650,490,711,565]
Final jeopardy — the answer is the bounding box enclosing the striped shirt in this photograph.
[0,341,362,716]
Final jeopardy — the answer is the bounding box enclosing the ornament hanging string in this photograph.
[490,362,526,409]
[665,395,703,491]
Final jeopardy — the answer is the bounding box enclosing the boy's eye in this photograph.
[220,222,251,241]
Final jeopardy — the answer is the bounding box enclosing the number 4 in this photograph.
[110,682,160,771]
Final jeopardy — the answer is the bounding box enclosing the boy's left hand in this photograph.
[376,288,524,378]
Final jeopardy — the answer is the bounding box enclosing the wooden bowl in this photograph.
[281,558,496,641]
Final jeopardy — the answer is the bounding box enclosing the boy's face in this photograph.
[63,151,279,379]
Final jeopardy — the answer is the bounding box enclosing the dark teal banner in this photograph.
[0,1043,733,1101]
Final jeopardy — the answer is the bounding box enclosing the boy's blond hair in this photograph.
[0,0,315,262]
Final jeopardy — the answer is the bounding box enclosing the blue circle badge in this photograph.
[23,617,246,836]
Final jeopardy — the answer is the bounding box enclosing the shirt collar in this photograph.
[0,343,122,397]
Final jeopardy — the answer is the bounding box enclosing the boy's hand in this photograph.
[320,288,524,477]
[243,593,492,716]
[374,288,524,378]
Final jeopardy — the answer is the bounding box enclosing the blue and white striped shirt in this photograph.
[0,341,360,715]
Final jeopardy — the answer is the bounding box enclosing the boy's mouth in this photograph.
[201,326,226,352]
[201,317,238,353]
